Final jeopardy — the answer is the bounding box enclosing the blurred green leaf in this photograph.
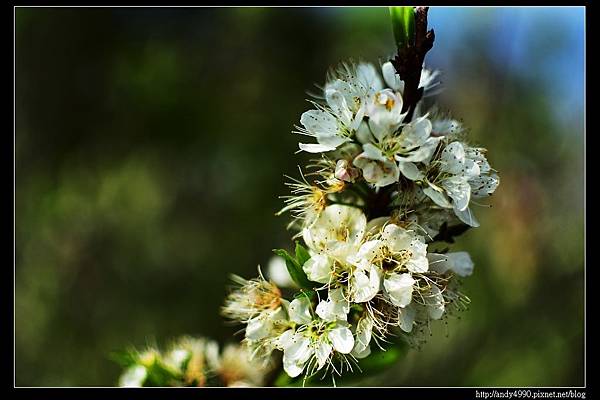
[389,6,415,48]
[273,248,313,289]
[357,343,407,373]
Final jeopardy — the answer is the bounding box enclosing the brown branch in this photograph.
[390,6,435,122]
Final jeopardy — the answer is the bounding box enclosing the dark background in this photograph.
[15,7,584,386]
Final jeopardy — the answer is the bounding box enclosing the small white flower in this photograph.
[367,89,406,141]
[217,343,272,387]
[302,204,366,260]
[222,274,282,323]
[423,141,499,227]
[380,224,429,273]
[353,146,400,188]
[278,320,355,378]
[245,306,288,341]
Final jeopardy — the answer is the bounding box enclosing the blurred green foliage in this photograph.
[15,7,583,386]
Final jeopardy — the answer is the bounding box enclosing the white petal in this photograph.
[454,206,480,227]
[367,90,405,140]
[165,349,190,370]
[432,118,462,136]
[428,251,474,277]
[275,329,296,350]
[298,142,337,153]
[440,141,466,174]
[423,184,453,208]
[442,176,471,211]
[398,161,424,181]
[246,316,269,341]
[305,204,366,252]
[356,63,384,92]
[399,304,416,333]
[315,300,336,322]
[302,254,332,284]
[381,224,412,252]
[328,326,355,354]
[354,240,382,263]
[375,160,400,187]
[315,340,333,369]
[325,88,353,127]
[288,297,313,325]
[365,217,390,237]
[426,285,445,320]
[354,317,373,351]
[317,134,349,148]
[406,254,429,273]
[351,344,371,359]
[368,119,391,142]
[462,158,481,178]
[382,61,404,91]
[396,136,441,163]
[470,173,500,198]
[399,116,432,150]
[284,334,313,364]
[362,143,386,161]
[351,265,381,303]
[283,354,305,378]
[384,273,415,308]
[355,120,374,144]
[300,110,337,136]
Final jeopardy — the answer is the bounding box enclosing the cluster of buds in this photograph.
[117,336,272,387]
[222,59,499,382]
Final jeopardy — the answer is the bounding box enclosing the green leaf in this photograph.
[109,349,138,368]
[273,248,313,289]
[295,241,311,266]
[144,359,181,387]
[389,6,415,49]
[293,289,316,301]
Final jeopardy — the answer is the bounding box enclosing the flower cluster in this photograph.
[222,60,499,381]
[117,336,272,387]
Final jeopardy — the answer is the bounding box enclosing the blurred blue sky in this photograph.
[428,7,584,124]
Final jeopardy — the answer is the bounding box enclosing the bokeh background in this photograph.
[15,7,584,386]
